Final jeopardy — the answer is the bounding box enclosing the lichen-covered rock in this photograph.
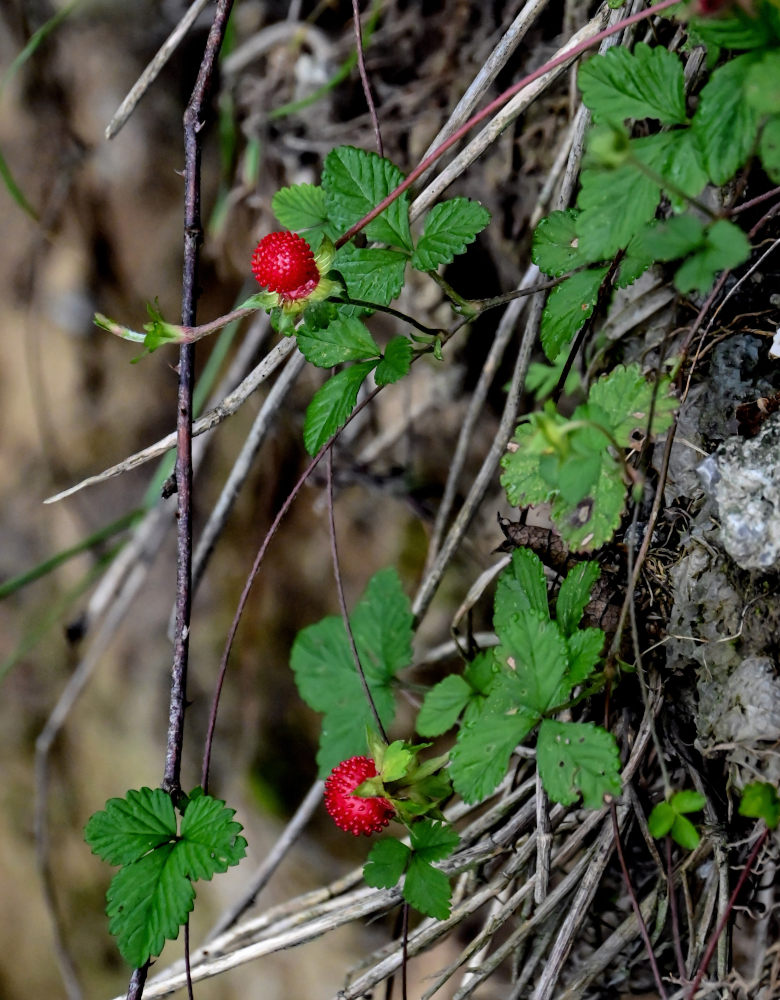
[698,412,780,571]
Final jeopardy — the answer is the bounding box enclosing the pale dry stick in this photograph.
[411,632,499,667]
[411,289,543,622]
[454,897,520,999]
[221,20,333,77]
[419,0,552,163]
[44,337,296,504]
[508,915,561,1000]
[449,556,511,632]
[206,778,324,940]
[556,885,661,1000]
[534,771,552,905]
[105,0,211,139]
[409,7,610,225]
[421,263,540,580]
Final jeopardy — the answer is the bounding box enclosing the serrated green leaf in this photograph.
[106,843,189,967]
[178,794,247,877]
[465,651,495,694]
[739,781,780,828]
[85,788,176,866]
[364,837,410,888]
[550,455,626,551]
[272,183,331,241]
[495,609,570,715]
[671,814,701,850]
[323,146,412,250]
[404,855,452,919]
[674,219,751,295]
[744,51,780,114]
[375,336,412,385]
[565,628,605,686]
[411,197,490,271]
[291,568,412,775]
[537,720,621,808]
[416,675,472,736]
[693,52,762,186]
[644,129,709,213]
[296,316,380,367]
[532,209,592,277]
[689,9,775,50]
[334,244,407,306]
[631,215,705,264]
[540,266,609,361]
[556,561,600,636]
[575,160,660,261]
[556,447,602,505]
[760,115,780,182]
[303,361,376,455]
[494,548,549,636]
[500,423,560,508]
[578,43,687,125]
[670,790,707,815]
[648,801,676,838]
[409,819,460,863]
[450,709,536,803]
[588,363,677,445]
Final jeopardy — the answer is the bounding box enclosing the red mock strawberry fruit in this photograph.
[324,756,395,836]
[251,231,320,301]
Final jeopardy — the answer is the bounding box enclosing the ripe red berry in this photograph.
[251,231,320,301]
[324,756,395,837]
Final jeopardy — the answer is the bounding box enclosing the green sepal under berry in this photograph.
[85,786,246,967]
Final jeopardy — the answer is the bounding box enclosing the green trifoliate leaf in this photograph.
[760,115,780,182]
[532,209,593,277]
[334,244,407,306]
[540,266,609,361]
[375,336,412,385]
[404,855,452,919]
[296,315,380,367]
[494,547,549,636]
[303,361,376,455]
[411,197,491,271]
[417,675,473,736]
[494,609,570,715]
[739,781,780,828]
[565,628,605,686]
[409,820,459,863]
[693,52,762,186]
[92,789,246,967]
[537,720,621,808]
[674,219,751,296]
[272,183,332,242]
[649,791,705,848]
[85,787,176,866]
[323,146,412,250]
[363,837,410,888]
[670,815,701,850]
[578,43,687,125]
[744,51,780,114]
[450,707,536,804]
[291,568,412,775]
[556,561,600,637]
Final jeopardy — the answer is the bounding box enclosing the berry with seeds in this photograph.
[324,756,395,836]
[251,231,320,301]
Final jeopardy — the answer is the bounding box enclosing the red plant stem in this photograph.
[686,827,769,1000]
[667,836,687,981]
[611,802,669,999]
[352,0,383,156]
[333,0,680,250]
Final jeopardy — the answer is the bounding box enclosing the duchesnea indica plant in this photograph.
[83,0,780,979]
